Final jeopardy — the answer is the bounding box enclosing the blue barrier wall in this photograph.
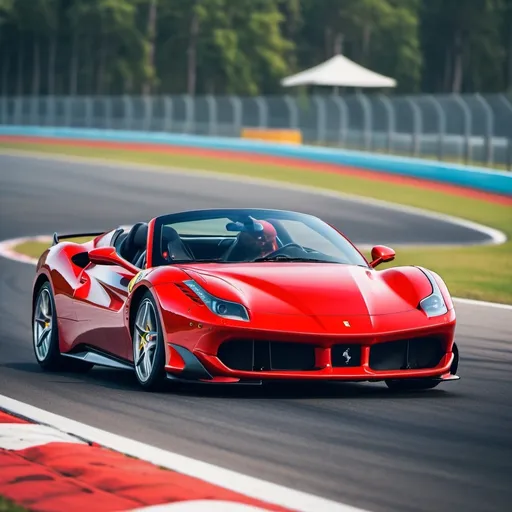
[1,125,511,196]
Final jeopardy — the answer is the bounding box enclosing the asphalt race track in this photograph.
[0,153,511,512]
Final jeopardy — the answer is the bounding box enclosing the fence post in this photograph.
[64,96,73,127]
[405,97,421,157]
[284,95,299,129]
[452,95,472,164]
[122,96,132,131]
[474,93,494,167]
[497,94,512,141]
[142,96,152,131]
[163,96,173,132]
[425,95,446,160]
[104,97,112,130]
[313,96,326,144]
[85,96,93,128]
[331,96,348,147]
[229,95,242,137]
[30,96,38,126]
[508,138,512,171]
[254,96,268,128]
[356,92,372,150]
[14,96,22,125]
[378,94,395,153]
[1,95,7,125]
[183,95,194,134]
[206,95,217,135]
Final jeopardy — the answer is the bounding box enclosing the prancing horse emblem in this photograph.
[342,348,351,365]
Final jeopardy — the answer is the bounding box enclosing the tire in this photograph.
[385,379,440,391]
[132,292,166,390]
[33,282,93,373]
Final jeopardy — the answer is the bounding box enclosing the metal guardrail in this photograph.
[0,93,511,169]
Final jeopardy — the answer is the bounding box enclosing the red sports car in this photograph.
[32,208,459,391]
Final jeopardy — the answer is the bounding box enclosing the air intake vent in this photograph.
[175,283,204,305]
[369,336,444,370]
[218,340,316,371]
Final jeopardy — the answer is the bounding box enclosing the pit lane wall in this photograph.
[0,125,511,196]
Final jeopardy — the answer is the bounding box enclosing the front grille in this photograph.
[369,336,445,370]
[218,340,316,371]
[331,344,362,367]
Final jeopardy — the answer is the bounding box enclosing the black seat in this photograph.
[119,223,148,266]
[162,226,194,262]
[222,235,253,262]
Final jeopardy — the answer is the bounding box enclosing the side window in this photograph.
[278,220,343,258]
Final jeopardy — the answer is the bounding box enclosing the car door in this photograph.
[72,261,135,360]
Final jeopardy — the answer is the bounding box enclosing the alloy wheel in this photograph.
[33,288,53,361]
[134,299,159,383]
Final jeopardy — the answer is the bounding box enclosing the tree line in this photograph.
[0,0,511,96]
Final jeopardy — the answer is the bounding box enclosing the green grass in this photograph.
[2,141,511,304]
[0,497,28,512]
[13,237,92,259]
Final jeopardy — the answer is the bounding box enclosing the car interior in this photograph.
[111,223,237,268]
[110,218,295,269]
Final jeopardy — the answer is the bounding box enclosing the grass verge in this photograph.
[0,497,27,512]
[1,141,511,304]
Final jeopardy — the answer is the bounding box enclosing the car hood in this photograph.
[181,263,426,317]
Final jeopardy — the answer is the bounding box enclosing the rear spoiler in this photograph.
[52,231,105,246]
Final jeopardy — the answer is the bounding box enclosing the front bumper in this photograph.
[165,332,458,384]
[194,348,455,382]
[162,307,457,383]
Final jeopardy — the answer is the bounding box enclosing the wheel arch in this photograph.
[128,285,152,336]
[32,273,50,310]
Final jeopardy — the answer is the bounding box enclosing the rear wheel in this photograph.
[33,282,93,372]
[132,292,166,390]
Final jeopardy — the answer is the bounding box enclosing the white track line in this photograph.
[0,423,85,450]
[0,149,507,247]
[450,297,512,311]
[133,503,277,511]
[0,394,369,512]
[1,235,511,310]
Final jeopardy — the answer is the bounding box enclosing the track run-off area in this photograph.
[0,152,511,512]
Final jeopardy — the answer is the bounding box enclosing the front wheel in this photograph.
[33,282,93,372]
[132,292,166,390]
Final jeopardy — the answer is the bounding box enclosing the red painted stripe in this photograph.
[1,135,510,206]
[0,410,28,424]
[0,449,141,512]
[2,442,290,511]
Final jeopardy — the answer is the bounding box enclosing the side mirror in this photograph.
[88,246,139,274]
[369,245,395,268]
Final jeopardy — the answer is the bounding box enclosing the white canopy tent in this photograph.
[281,54,397,89]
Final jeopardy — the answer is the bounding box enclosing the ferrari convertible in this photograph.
[32,208,459,391]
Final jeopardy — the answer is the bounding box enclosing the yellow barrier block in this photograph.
[241,128,302,144]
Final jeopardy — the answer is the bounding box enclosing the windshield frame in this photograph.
[150,208,369,268]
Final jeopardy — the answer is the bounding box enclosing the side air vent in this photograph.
[175,283,204,305]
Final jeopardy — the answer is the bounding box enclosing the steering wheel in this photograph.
[254,242,305,260]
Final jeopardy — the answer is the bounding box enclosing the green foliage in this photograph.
[0,0,509,95]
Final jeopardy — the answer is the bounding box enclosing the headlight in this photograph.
[418,269,448,318]
[183,280,249,321]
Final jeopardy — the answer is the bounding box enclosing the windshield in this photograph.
[151,209,368,267]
